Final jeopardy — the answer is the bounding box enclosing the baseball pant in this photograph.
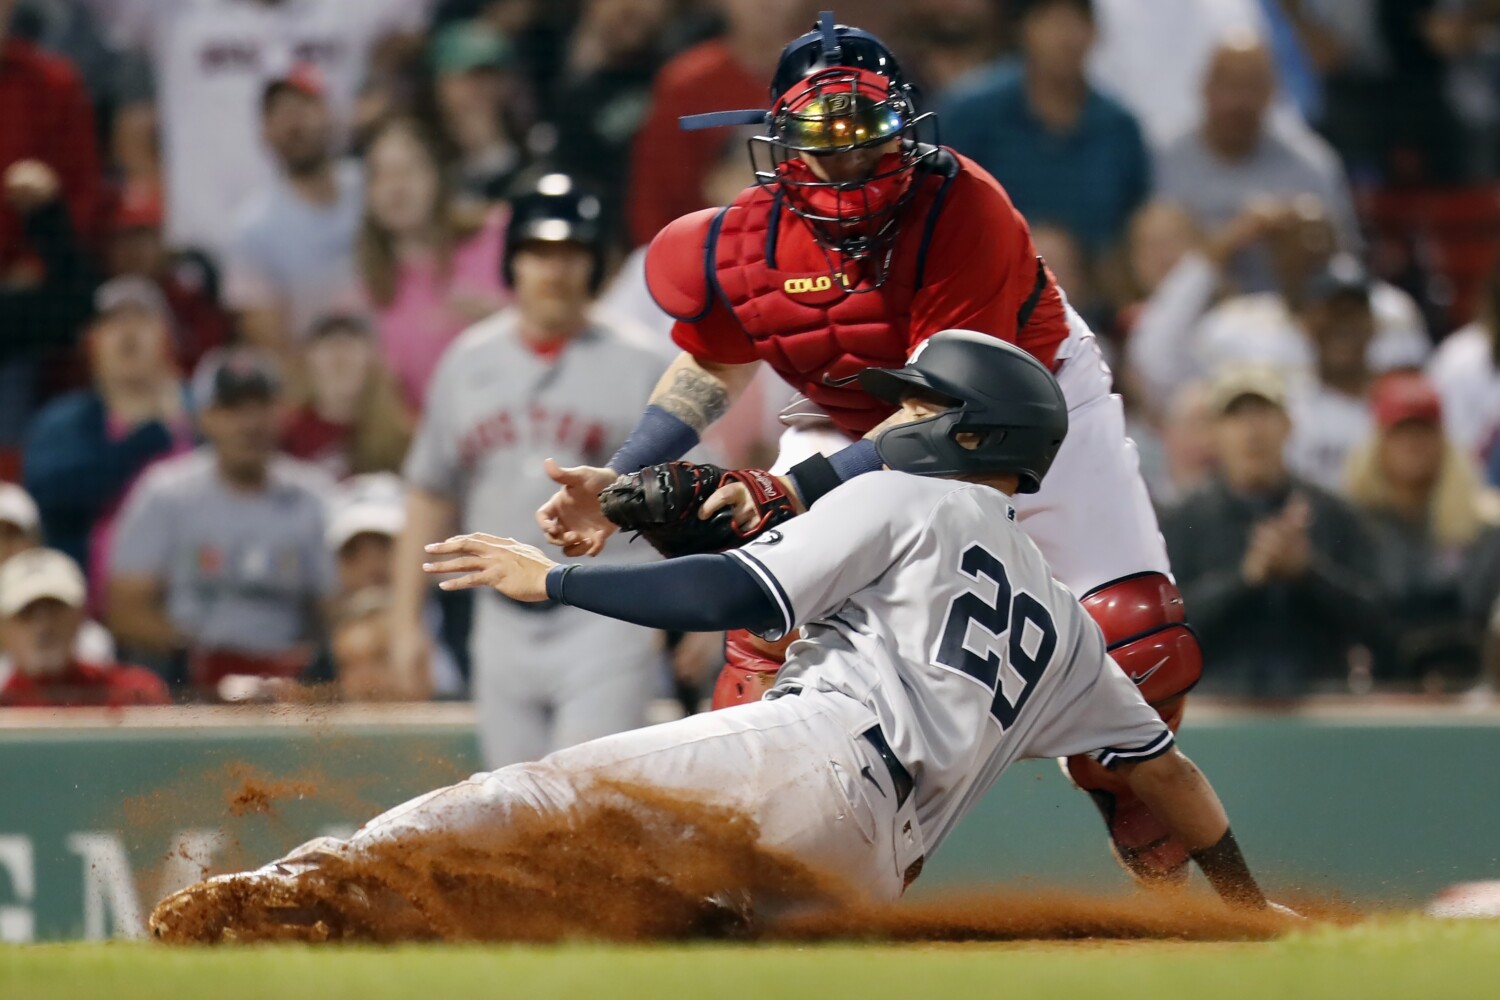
[298,689,923,905]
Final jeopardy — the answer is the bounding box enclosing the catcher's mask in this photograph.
[858,331,1069,493]
[680,12,936,289]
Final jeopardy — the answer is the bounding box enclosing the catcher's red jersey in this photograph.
[645,148,1069,436]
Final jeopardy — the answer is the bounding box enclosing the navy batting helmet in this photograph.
[502,173,608,293]
[859,331,1069,493]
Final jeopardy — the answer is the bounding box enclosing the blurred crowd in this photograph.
[5,0,1500,732]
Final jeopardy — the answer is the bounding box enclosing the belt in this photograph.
[860,724,914,809]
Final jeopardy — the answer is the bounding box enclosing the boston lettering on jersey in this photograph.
[457,404,609,468]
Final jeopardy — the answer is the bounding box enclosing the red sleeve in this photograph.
[907,159,1068,370]
[669,297,759,365]
[110,665,171,706]
[40,56,103,252]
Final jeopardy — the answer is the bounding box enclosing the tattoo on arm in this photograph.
[653,368,730,431]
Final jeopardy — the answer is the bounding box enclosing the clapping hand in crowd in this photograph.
[1242,494,1314,586]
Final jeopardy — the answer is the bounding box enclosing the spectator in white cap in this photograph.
[0,481,39,567]
[23,275,193,593]
[107,347,335,697]
[0,547,167,707]
[311,473,461,699]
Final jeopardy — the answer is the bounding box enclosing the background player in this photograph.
[388,172,668,767]
[536,15,1202,883]
[152,333,1278,942]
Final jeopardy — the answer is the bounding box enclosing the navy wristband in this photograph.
[609,405,700,473]
[546,564,577,603]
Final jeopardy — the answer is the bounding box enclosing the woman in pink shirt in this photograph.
[358,117,509,411]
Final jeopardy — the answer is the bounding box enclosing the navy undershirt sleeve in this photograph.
[545,554,780,633]
[608,405,701,473]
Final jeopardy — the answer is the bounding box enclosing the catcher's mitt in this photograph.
[598,461,798,558]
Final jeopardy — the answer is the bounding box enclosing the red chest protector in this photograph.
[696,152,962,435]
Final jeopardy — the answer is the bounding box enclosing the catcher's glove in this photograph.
[598,461,798,558]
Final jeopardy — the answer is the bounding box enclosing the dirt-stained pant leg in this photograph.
[310,690,914,905]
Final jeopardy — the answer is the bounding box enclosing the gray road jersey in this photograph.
[727,472,1173,855]
[404,309,666,554]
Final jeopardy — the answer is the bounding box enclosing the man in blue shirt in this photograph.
[939,0,1149,256]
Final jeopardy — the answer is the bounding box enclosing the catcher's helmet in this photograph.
[679,12,936,286]
[502,172,607,292]
[859,331,1068,493]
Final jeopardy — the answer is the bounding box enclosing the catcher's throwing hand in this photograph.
[423,533,557,602]
[535,458,620,557]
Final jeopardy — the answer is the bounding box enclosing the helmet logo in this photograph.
[783,275,841,294]
[823,92,854,115]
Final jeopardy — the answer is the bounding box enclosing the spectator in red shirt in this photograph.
[0,546,168,707]
[104,183,231,375]
[281,313,412,480]
[0,0,102,273]
[625,0,817,245]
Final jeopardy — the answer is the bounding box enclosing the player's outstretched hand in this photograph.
[423,533,557,602]
[535,459,620,557]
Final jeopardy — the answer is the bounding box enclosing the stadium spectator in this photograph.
[357,116,508,410]
[1284,257,1378,494]
[224,65,363,365]
[1428,259,1500,475]
[0,158,97,453]
[1345,372,1495,689]
[391,174,667,762]
[312,473,462,699]
[22,277,193,590]
[0,480,117,663]
[1087,0,1271,149]
[107,349,335,696]
[428,20,530,207]
[103,183,230,375]
[0,481,39,567]
[940,0,1149,257]
[0,0,102,267]
[91,0,427,258]
[0,547,168,707]
[626,0,815,245]
[1281,0,1472,184]
[1154,38,1359,293]
[547,0,676,230]
[1126,198,1429,403]
[898,0,1006,99]
[1160,364,1384,697]
[281,314,413,480]
[1144,379,1216,506]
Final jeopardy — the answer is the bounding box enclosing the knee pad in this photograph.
[710,629,787,710]
[1081,572,1202,705]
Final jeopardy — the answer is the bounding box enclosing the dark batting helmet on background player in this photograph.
[535,13,1204,887]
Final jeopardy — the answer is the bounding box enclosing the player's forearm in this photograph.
[393,487,458,627]
[1120,748,1266,908]
[610,353,759,473]
[546,555,779,634]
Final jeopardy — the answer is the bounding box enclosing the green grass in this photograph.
[4,918,1499,1000]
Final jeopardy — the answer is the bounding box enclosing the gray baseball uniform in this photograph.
[323,471,1173,901]
[403,309,669,767]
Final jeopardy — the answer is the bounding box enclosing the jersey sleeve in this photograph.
[401,358,463,498]
[723,473,919,641]
[1020,618,1175,768]
[668,297,760,366]
[908,162,1069,370]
